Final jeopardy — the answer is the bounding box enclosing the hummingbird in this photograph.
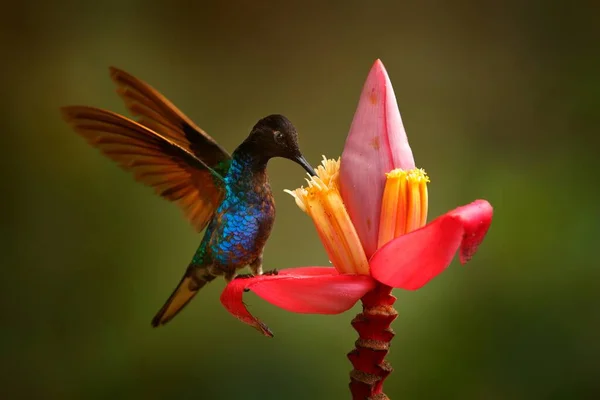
[61,67,316,327]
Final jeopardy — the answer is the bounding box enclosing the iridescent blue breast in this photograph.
[209,192,274,266]
[204,153,275,267]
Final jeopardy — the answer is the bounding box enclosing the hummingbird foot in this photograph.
[236,269,278,292]
[235,273,255,279]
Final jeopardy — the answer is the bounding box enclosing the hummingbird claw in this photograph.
[263,269,279,276]
[235,273,255,279]
[237,269,277,292]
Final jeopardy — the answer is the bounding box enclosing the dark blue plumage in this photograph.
[61,68,315,328]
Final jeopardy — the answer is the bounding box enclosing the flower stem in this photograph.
[347,283,398,400]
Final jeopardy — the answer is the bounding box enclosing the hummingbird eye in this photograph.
[274,131,285,145]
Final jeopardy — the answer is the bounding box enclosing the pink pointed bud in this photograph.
[340,60,415,257]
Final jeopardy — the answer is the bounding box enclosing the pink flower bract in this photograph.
[370,200,493,290]
[221,267,376,337]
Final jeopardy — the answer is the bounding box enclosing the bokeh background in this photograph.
[2,1,599,399]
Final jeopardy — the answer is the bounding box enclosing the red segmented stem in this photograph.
[347,283,397,400]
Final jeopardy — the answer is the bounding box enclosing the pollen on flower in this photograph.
[378,167,430,249]
[285,156,340,211]
[312,156,341,188]
[284,156,370,275]
[386,168,429,183]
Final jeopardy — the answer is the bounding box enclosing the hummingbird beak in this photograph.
[294,155,317,176]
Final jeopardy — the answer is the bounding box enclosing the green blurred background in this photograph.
[2,1,599,399]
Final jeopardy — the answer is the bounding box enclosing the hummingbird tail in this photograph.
[151,265,215,327]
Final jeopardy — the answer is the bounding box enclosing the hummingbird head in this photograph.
[247,114,316,176]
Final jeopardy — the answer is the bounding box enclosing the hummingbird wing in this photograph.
[61,106,226,232]
[109,67,231,175]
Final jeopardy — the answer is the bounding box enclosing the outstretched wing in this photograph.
[61,106,225,232]
[109,67,231,175]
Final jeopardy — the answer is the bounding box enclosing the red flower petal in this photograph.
[370,200,493,290]
[340,59,415,258]
[220,267,376,337]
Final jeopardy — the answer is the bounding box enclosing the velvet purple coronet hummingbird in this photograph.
[61,68,316,328]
